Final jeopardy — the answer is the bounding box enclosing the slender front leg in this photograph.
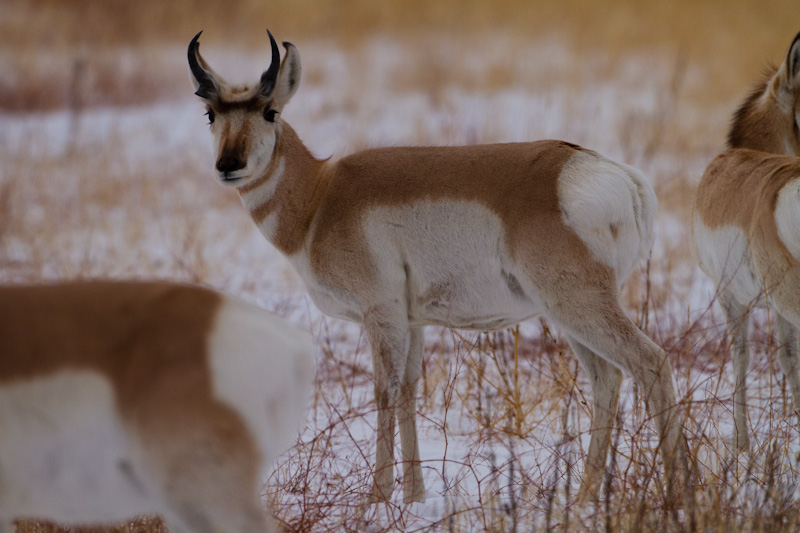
[719,291,751,452]
[776,314,800,418]
[568,335,623,503]
[399,326,426,503]
[364,305,410,503]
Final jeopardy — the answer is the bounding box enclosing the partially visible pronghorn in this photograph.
[693,31,800,451]
[0,282,314,533]
[188,30,688,504]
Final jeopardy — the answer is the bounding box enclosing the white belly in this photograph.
[407,271,542,330]
[693,216,764,307]
[296,261,541,330]
[371,200,544,329]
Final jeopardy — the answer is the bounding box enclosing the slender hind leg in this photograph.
[545,288,688,505]
[568,336,623,502]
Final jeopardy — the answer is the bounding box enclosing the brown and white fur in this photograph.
[693,31,800,451]
[0,282,314,533]
[188,31,688,504]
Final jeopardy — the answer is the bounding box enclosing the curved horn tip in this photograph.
[258,29,282,97]
[190,31,203,46]
[265,29,281,71]
[267,30,280,55]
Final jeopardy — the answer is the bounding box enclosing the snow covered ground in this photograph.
[3,34,799,531]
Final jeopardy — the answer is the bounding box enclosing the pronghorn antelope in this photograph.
[0,282,314,533]
[693,31,800,451]
[188,30,688,504]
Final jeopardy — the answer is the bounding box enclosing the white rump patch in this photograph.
[207,297,315,467]
[558,151,657,284]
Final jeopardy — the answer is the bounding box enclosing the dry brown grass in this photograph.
[13,517,165,533]
[2,0,796,110]
[3,0,795,53]
[4,1,800,532]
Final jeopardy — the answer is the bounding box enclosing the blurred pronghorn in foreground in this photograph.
[694,31,800,451]
[0,282,314,533]
[189,30,688,504]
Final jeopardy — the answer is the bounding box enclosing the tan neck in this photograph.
[728,72,793,154]
[238,123,327,256]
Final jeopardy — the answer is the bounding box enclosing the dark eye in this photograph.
[264,108,278,122]
[205,108,215,125]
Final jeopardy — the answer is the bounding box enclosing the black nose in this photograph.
[216,156,245,173]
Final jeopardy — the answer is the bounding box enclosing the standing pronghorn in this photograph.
[188,30,688,504]
[693,31,800,451]
[0,282,314,533]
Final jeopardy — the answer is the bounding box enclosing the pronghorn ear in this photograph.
[786,31,800,89]
[188,31,222,101]
[270,42,302,111]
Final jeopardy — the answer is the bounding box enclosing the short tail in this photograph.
[620,162,658,262]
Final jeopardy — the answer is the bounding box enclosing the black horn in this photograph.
[260,30,281,96]
[188,31,217,99]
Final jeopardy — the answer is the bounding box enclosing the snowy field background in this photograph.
[3,1,800,531]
